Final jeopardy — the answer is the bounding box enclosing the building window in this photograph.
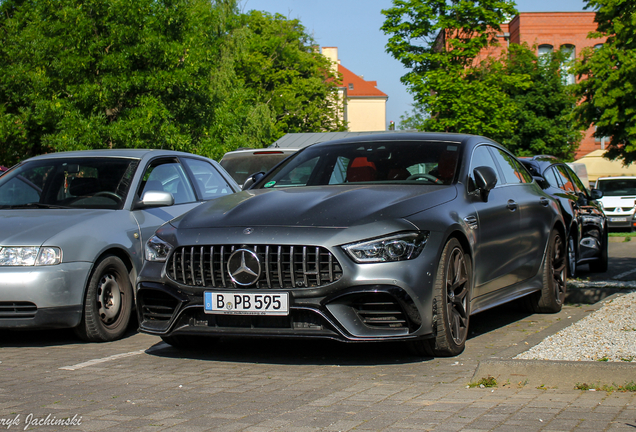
[594,43,604,50]
[560,44,576,85]
[538,44,553,57]
[348,83,354,90]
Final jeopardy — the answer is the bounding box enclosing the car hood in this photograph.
[0,209,111,245]
[600,196,636,207]
[173,185,457,230]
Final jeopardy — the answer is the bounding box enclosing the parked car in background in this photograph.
[220,147,299,187]
[519,156,607,277]
[137,133,566,357]
[0,149,239,341]
[0,166,8,176]
[595,176,636,232]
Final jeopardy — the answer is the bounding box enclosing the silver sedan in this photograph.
[0,149,239,341]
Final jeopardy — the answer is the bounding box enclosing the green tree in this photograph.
[574,0,636,164]
[236,10,346,140]
[381,0,518,137]
[500,44,581,160]
[0,0,274,166]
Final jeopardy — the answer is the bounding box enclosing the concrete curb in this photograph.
[472,359,636,388]
[471,291,636,388]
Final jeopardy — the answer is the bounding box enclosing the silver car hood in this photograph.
[173,184,457,230]
[0,209,111,246]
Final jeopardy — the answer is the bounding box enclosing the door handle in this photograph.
[507,199,517,211]
[540,197,549,207]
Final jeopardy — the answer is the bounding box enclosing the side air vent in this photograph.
[350,294,408,329]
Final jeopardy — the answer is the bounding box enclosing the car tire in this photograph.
[74,256,133,342]
[418,238,471,357]
[589,228,609,273]
[525,229,567,313]
[566,233,577,279]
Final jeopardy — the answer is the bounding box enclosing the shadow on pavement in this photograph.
[144,302,534,366]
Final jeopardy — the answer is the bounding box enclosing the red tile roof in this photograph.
[338,64,388,98]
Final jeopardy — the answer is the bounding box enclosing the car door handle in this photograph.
[540,197,549,207]
[507,200,517,211]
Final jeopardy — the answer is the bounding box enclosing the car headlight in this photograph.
[342,232,429,263]
[145,235,174,262]
[0,246,62,266]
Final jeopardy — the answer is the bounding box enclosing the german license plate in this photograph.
[204,292,289,316]
[610,217,627,222]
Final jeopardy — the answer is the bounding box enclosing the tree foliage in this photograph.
[574,0,636,164]
[382,0,581,159]
[0,1,345,166]
[501,44,581,160]
[236,10,346,140]
[381,0,518,137]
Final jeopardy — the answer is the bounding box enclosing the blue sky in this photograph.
[240,0,589,129]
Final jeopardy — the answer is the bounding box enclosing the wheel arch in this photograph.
[87,247,138,301]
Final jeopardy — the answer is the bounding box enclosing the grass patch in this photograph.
[575,381,636,392]
[609,231,636,238]
[468,375,497,388]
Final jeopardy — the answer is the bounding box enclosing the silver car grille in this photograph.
[166,245,343,289]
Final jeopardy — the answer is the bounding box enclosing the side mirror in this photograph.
[473,166,498,201]
[532,176,549,189]
[590,188,603,200]
[242,172,265,190]
[134,191,175,210]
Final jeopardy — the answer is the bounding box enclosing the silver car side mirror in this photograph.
[135,191,175,209]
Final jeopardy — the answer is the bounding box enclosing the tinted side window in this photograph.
[555,165,575,192]
[470,145,497,172]
[492,149,522,184]
[543,167,561,189]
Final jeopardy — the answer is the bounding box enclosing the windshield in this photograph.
[258,141,461,189]
[0,157,139,210]
[596,178,636,197]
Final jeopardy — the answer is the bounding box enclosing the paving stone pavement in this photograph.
[1,299,635,432]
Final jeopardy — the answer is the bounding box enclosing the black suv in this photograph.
[519,156,608,277]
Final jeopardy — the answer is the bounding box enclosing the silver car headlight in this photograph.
[0,246,62,266]
[145,235,174,262]
[342,232,429,263]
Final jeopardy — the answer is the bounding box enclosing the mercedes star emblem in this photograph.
[227,249,261,286]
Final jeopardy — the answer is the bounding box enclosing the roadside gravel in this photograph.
[515,291,636,362]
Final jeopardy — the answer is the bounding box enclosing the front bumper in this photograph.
[0,262,91,329]
[136,281,429,342]
[606,213,636,229]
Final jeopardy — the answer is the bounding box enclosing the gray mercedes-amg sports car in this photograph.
[137,133,566,356]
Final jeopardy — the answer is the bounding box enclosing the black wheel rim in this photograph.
[552,234,567,304]
[445,247,469,345]
[567,236,576,276]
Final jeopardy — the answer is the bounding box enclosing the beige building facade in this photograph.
[322,47,388,132]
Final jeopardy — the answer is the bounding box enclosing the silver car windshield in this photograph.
[0,157,139,210]
[260,141,461,188]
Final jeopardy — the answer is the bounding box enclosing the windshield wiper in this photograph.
[2,203,74,209]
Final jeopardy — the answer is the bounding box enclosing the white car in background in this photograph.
[595,176,636,232]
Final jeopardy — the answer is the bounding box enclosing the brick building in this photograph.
[483,12,606,159]
[321,47,389,132]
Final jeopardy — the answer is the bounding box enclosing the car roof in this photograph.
[24,149,207,162]
[308,132,491,148]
